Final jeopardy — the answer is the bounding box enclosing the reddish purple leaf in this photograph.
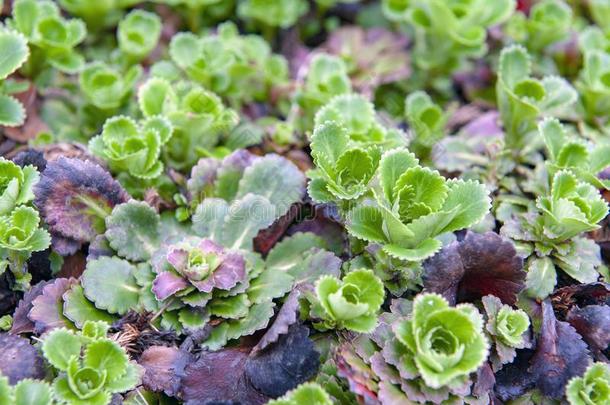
[423,231,525,305]
[34,157,130,247]
[28,277,77,334]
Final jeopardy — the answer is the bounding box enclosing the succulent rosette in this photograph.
[566,363,610,405]
[152,238,247,302]
[307,268,385,333]
[0,158,39,216]
[482,295,530,370]
[348,149,490,261]
[393,293,489,389]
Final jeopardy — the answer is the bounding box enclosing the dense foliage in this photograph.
[0,1,609,404]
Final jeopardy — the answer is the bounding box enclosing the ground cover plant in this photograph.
[1,0,610,404]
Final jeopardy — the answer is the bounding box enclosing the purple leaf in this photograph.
[566,305,610,361]
[245,324,320,397]
[0,273,21,317]
[28,277,77,334]
[251,288,302,354]
[423,231,525,305]
[529,300,591,398]
[139,345,194,397]
[34,157,130,246]
[152,272,189,301]
[166,246,189,272]
[494,349,536,401]
[10,280,50,334]
[0,333,45,384]
[180,347,269,405]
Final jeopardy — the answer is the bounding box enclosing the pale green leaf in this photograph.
[82,257,141,315]
[105,201,161,261]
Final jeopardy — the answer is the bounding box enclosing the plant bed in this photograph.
[0,0,609,404]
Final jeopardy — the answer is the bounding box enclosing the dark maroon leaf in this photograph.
[27,249,53,284]
[0,272,21,317]
[10,280,50,334]
[12,149,47,172]
[34,157,130,248]
[566,305,610,361]
[251,288,303,354]
[245,324,319,398]
[180,347,269,405]
[0,333,45,384]
[139,345,194,397]
[423,231,525,305]
[494,349,536,401]
[254,203,301,256]
[530,300,591,398]
[28,277,77,334]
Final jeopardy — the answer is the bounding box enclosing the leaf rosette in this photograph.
[117,9,161,62]
[138,77,239,169]
[89,115,173,180]
[393,293,489,389]
[152,238,247,302]
[307,122,381,204]
[540,118,610,190]
[347,149,490,261]
[307,268,384,333]
[168,22,289,108]
[80,62,142,111]
[381,0,514,74]
[41,321,142,405]
[0,157,39,216]
[566,363,610,405]
[0,206,50,254]
[10,0,86,75]
[482,295,530,370]
[496,45,576,153]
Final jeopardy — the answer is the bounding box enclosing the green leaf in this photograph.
[540,118,566,162]
[192,198,229,241]
[310,121,350,170]
[525,257,557,299]
[314,93,376,136]
[499,44,531,89]
[105,201,160,261]
[137,77,177,117]
[220,194,276,250]
[346,206,387,243]
[236,154,305,215]
[82,257,141,315]
[41,328,82,371]
[63,285,117,329]
[0,93,26,126]
[248,268,294,304]
[105,362,142,394]
[439,179,491,233]
[379,149,419,203]
[0,30,29,80]
[209,294,250,319]
[14,379,53,405]
[84,339,129,379]
[265,232,326,271]
[267,382,333,405]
